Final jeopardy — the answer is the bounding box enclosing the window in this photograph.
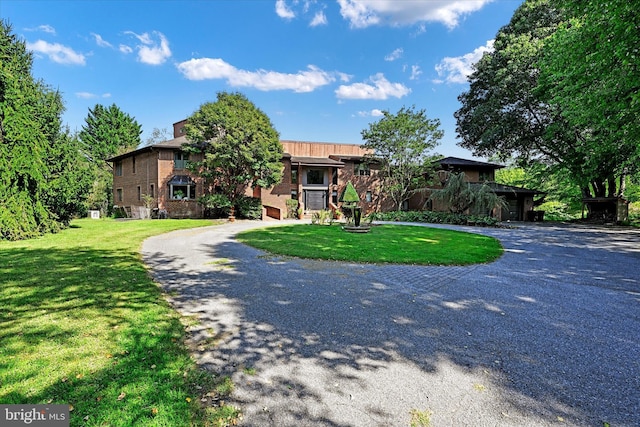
[307,169,324,185]
[150,184,155,198]
[366,191,372,202]
[137,186,141,201]
[332,190,338,204]
[174,151,189,169]
[116,188,123,202]
[115,161,123,176]
[332,169,338,185]
[168,175,196,200]
[291,169,298,184]
[132,156,136,174]
[479,170,491,182]
[291,190,298,199]
[355,162,370,176]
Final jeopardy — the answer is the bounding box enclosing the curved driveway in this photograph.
[142,221,640,426]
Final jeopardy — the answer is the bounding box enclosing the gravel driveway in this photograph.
[142,221,640,427]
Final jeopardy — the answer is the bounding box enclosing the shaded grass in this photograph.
[0,218,240,426]
[237,224,503,265]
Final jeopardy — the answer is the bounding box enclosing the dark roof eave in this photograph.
[290,156,345,168]
[482,182,543,195]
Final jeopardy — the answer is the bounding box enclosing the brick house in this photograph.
[409,157,540,221]
[108,120,390,219]
[109,120,539,221]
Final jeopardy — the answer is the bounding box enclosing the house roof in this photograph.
[437,156,504,170]
[482,182,542,195]
[329,154,370,162]
[290,156,345,168]
[107,136,188,162]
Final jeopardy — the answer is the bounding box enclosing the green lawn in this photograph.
[0,218,240,427]
[237,224,503,265]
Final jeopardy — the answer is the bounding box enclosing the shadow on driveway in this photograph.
[143,222,640,426]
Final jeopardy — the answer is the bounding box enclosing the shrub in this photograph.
[236,196,262,220]
[368,210,501,227]
[285,199,299,219]
[537,201,578,221]
[198,194,231,218]
[311,209,333,225]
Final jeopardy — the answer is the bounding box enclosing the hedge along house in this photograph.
[108,120,390,219]
[409,157,542,221]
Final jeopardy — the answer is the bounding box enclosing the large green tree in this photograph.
[79,103,142,214]
[0,21,88,239]
[184,91,283,209]
[361,106,443,211]
[537,0,640,197]
[456,0,639,200]
[456,0,569,166]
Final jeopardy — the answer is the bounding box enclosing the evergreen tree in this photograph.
[0,20,85,239]
[79,103,142,214]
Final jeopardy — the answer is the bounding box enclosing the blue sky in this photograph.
[3,0,522,159]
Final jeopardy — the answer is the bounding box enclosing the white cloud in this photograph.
[335,73,410,100]
[337,0,493,29]
[177,59,337,93]
[434,39,494,84]
[384,48,403,62]
[275,0,295,19]
[26,40,85,65]
[356,109,384,117]
[124,31,172,65]
[25,24,56,34]
[119,44,133,54]
[410,65,422,80]
[310,11,328,26]
[91,33,112,48]
[75,92,111,99]
[337,0,379,28]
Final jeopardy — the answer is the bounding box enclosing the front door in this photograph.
[305,190,326,210]
[507,199,520,221]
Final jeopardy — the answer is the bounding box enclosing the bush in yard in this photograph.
[285,199,299,219]
[536,201,576,221]
[198,193,231,218]
[369,210,500,227]
[236,196,262,220]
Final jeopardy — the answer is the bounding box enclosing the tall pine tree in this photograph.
[79,103,142,214]
[0,20,87,239]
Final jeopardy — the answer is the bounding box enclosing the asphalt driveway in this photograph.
[142,221,640,426]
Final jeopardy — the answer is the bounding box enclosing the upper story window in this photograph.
[355,162,370,176]
[132,156,136,174]
[479,170,492,182]
[307,169,324,185]
[291,169,298,184]
[174,151,189,169]
[115,161,123,176]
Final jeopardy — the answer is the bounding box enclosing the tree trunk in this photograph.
[607,176,616,198]
[618,174,626,197]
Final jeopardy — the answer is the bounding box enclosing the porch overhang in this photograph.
[290,156,345,168]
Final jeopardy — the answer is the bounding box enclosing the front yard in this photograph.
[0,218,239,426]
